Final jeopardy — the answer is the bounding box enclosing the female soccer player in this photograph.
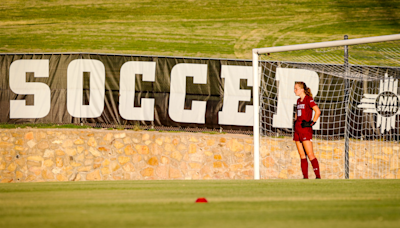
[293,82,321,179]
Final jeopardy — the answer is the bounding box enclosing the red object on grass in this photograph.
[195,198,208,203]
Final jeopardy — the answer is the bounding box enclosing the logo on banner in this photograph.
[358,76,400,133]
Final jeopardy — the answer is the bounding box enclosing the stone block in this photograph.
[114,133,126,139]
[74,138,84,145]
[14,139,23,146]
[88,137,97,147]
[227,139,244,152]
[171,151,182,161]
[44,159,54,167]
[204,151,213,157]
[27,140,36,148]
[207,139,215,146]
[188,144,197,154]
[132,154,142,163]
[66,148,77,156]
[89,147,102,157]
[164,143,175,152]
[136,145,149,154]
[141,134,151,141]
[86,170,101,181]
[56,174,68,181]
[101,167,111,175]
[102,159,110,167]
[16,171,23,179]
[1,178,13,183]
[113,140,124,149]
[123,137,132,144]
[390,157,399,171]
[55,150,65,156]
[172,138,179,146]
[7,163,17,172]
[56,157,63,167]
[78,166,92,172]
[374,155,389,161]
[25,132,34,140]
[156,165,168,179]
[147,157,159,166]
[230,164,243,172]
[177,144,187,151]
[214,154,222,160]
[118,156,131,165]
[383,147,393,155]
[111,162,120,172]
[70,161,82,167]
[155,137,163,146]
[124,145,135,155]
[42,169,54,180]
[26,161,42,167]
[245,145,252,153]
[189,162,201,169]
[262,157,275,168]
[213,161,222,168]
[169,167,182,179]
[141,167,154,177]
[103,133,113,141]
[161,156,169,164]
[123,163,135,172]
[43,149,54,158]
[15,159,25,167]
[27,156,43,162]
[98,147,108,152]
[278,169,288,179]
[14,146,24,151]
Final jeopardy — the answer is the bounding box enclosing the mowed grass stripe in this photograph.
[0,180,399,228]
[1,0,399,59]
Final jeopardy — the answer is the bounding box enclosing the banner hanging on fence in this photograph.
[0,54,254,130]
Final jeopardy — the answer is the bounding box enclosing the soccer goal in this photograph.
[253,34,400,179]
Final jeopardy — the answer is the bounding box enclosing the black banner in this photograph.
[0,54,253,130]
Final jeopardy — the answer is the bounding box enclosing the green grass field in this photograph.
[1,180,400,228]
[1,0,399,59]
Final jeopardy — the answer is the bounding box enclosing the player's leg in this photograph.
[295,141,308,179]
[302,141,315,160]
[302,141,321,179]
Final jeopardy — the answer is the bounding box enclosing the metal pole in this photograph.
[253,51,260,180]
[254,34,400,54]
[344,35,350,179]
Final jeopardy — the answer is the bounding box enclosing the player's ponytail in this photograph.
[295,82,313,98]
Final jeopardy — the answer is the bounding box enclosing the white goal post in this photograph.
[252,34,400,180]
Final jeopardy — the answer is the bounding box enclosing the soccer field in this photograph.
[1,0,399,59]
[1,180,399,228]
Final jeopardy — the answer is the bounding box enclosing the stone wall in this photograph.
[259,137,400,179]
[0,129,399,183]
[0,129,254,183]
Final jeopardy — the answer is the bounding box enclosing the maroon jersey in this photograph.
[296,95,316,124]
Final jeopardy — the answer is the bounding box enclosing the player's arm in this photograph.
[311,105,321,123]
[301,103,321,128]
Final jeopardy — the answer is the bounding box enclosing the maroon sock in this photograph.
[311,158,321,179]
[301,158,308,179]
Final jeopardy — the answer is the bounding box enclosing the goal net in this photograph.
[253,34,400,179]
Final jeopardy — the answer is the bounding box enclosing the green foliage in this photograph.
[0,180,399,228]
